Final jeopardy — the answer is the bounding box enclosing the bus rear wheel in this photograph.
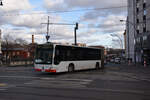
[68,64,74,72]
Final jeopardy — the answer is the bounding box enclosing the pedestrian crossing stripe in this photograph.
[0,83,7,87]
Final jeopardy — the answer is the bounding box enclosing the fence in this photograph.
[0,57,34,66]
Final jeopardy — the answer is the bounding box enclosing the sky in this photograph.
[0,0,127,48]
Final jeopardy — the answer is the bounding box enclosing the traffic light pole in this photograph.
[74,23,78,45]
[74,27,77,45]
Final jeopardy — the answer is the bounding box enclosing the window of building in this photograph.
[17,51,20,55]
[143,36,147,41]
[143,36,147,46]
[140,37,143,44]
[144,10,147,15]
[136,38,140,43]
[137,30,140,34]
[136,0,140,3]
[136,8,139,14]
[143,27,146,32]
[143,23,146,27]
[137,24,140,30]
[137,19,139,23]
[137,2,140,8]
[13,52,15,56]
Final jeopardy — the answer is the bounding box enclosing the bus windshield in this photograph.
[35,46,53,64]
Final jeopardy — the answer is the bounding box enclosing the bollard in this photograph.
[144,60,146,68]
[128,59,131,65]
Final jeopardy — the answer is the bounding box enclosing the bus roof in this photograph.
[38,42,103,50]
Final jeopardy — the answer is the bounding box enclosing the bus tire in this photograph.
[96,62,100,70]
[68,64,74,72]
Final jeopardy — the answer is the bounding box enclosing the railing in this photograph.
[0,57,34,66]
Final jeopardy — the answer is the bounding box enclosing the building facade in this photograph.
[127,0,150,63]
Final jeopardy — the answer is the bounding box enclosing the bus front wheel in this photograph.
[68,64,74,72]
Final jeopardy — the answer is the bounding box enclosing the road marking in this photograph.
[0,89,7,91]
[0,76,54,79]
[0,83,7,87]
[76,87,146,95]
[24,83,33,85]
[109,72,150,82]
[23,78,92,89]
[62,78,92,82]
[40,78,56,80]
[130,76,150,82]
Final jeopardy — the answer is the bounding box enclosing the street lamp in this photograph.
[110,33,123,50]
[120,19,136,63]
[110,33,124,58]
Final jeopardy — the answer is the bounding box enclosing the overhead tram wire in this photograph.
[47,6,128,13]
[1,6,127,16]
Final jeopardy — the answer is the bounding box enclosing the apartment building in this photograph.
[127,0,150,63]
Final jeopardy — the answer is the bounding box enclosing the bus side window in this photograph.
[54,49,60,65]
[56,50,59,56]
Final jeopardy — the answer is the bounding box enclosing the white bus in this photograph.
[34,43,104,73]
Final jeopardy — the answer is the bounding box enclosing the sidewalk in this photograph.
[105,63,150,82]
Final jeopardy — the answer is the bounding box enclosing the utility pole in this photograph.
[41,18,78,45]
[46,16,50,42]
[41,16,51,42]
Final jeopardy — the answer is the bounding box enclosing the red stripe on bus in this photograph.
[45,69,56,73]
[35,68,42,72]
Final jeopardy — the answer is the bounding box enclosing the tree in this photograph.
[111,33,124,57]
[2,34,28,63]
[2,34,15,63]
[14,38,28,45]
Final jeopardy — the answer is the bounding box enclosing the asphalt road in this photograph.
[0,64,150,100]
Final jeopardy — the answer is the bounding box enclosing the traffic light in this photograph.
[46,35,50,42]
[76,23,78,30]
[0,0,3,6]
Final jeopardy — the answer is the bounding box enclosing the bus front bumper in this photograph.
[35,68,56,73]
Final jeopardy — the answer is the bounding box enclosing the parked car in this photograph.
[114,57,121,64]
